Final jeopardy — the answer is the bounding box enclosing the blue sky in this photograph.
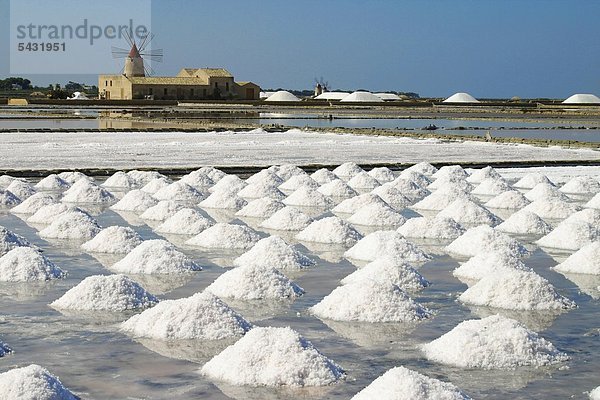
[1,0,599,98]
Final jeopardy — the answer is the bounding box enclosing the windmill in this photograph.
[111,30,163,77]
[313,76,329,96]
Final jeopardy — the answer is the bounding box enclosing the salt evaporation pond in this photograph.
[1,168,600,399]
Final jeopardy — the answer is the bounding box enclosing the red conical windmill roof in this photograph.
[128,44,141,58]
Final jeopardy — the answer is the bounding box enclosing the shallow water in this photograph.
[1,190,600,399]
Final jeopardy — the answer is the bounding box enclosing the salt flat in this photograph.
[0,129,598,170]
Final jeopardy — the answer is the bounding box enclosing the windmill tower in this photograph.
[111,31,163,77]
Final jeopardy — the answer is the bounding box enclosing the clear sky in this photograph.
[1,0,599,98]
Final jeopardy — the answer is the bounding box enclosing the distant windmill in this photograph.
[111,30,163,77]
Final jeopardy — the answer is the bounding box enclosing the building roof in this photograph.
[177,68,233,78]
[127,76,210,86]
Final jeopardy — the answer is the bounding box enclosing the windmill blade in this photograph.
[138,32,154,52]
[111,46,131,58]
[143,65,156,76]
[140,49,164,62]
[121,28,135,48]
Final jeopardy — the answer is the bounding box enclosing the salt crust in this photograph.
[496,210,552,235]
[6,180,36,200]
[235,198,285,218]
[111,239,201,274]
[201,326,345,387]
[311,280,432,322]
[421,314,568,369]
[237,181,286,200]
[445,225,529,258]
[186,223,260,249]
[110,189,158,212]
[311,168,338,184]
[524,182,569,202]
[39,210,101,240]
[35,174,71,190]
[368,167,395,182]
[452,251,530,283]
[399,170,432,188]
[209,174,247,194]
[140,177,172,194]
[155,208,214,235]
[554,242,600,275]
[139,200,185,221]
[459,268,575,310]
[371,184,411,207]
[351,366,471,400]
[121,291,251,340]
[536,220,599,250]
[347,202,407,226]
[279,175,319,191]
[102,171,135,188]
[559,176,600,194]
[466,166,502,183]
[344,231,430,263]
[332,193,388,214]
[199,190,248,209]
[0,247,66,282]
[0,190,21,206]
[81,226,143,254]
[233,236,315,271]
[484,190,530,209]
[389,178,430,201]
[260,207,314,231]
[471,178,512,195]
[405,162,438,177]
[10,193,56,214]
[50,274,158,311]
[317,179,358,198]
[206,263,304,300]
[153,181,205,203]
[341,257,429,292]
[522,199,581,219]
[333,162,364,179]
[61,179,115,203]
[397,216,465,240]
[27,203,79,224]
[347,172,381,189]
[0,364,78,400]
[437,198,501,227]
[57,171,91,184]
[296,217,362,246]
[246,169,284,187]
[282,187,333,207]
[513,173,554,189]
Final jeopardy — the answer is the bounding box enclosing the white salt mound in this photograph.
[50,274,158,311]
[199,190,247,209]
[591,386,600,400]
[209,174,247,194]
[206,263,304,300]
[466,166,502,183]
[536,220,599,251]
[411,190,468,211]
[452,251,530,283]
[121,291,252,340]
[193,166,227,182]
[554,242,600,275]
[186,223,260,250]
[371,184,411,208]
[260,207,314,231]
[525,182,568,202]
[269,164,307,181]
[296,216,362,246]
[0,227,34,256]
[0,190,21,206]
[564,209,600,226]
[0,247,65,282]
[397,216,465,240]
[246,169,284,187]
[179,172,215,192]
[127,170,167,186]
[102,171,135,188]
[10,193,55,214]
[522,198,581,220]
[81,226,143,254]
[347,202,406,226]
[421,314,568,369]
[0,364,78,400]
[35,174,71,190]
[0,175,22,189]
[155,208,214,235]
[428,176,472,193]
[432,165,469,180]
[111,239,201,274]
[388,178,430,202]
[279,175,319,191]
[153,181,204,203]
[311,168,338,184]
[6,180,36,200]
[399,170,432,188]
[110,189,158,212]
[585,192,600,209]
[459,268,575,310]
[484,190,530,209]
[341,257,429,292]
[333,162,364,179]
[496,210,552,235]
[347,172,381,189]
[332,193,388,214]
[235,197,285,218]
[61,179,114,203]
[405,162,438,176]
[311,280,432,323]
[237,181,286,200]
[471,178,511,196]
[514,173,554,189]
[443,92,479,103]
[283,186,333,207]
[139,200,185,221]
[351,366,471,400]
[437,198,501,227]
[233,236,315,271]
[368,167,395,182]
[140,177,172,194]
[445,225,529,258]
[201,326,345,387]
[39,210,101,240]
[317,179,358,198]
[559,176,600,194]
[58,171,91,184]
[27,203,78,224]
[345,231,430,263]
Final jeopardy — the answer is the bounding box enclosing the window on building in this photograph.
[214,82,218,88]
[105,80,108,86]
[226,82,229,91]
[109,80,113,86]
[148,88,153,95]
[164,88,168,96]
[203,89,207,97]
[190,88,194,97]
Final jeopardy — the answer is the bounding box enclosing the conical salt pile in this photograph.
[110,189,158,212]
[235,197,285,219]
[0,247,66,282]
[347,202,406,226]
[296,217,362,246]
[347,172,381,190]
[536,220,599,250]
[559,176,600,194]
[81,226,143,254]
[27,204,78,224]
[35,174,70,190]
[61,179,115,203]
[154,208,214,235]
[554,242,600,275]
[260,207,314,231]
[199,190,247,210]
[399,169,432,188]
[437,198,501,227]
[6,180,36,200]
[311,168,338,184]
[10,193,56,215]
[209,174,247,194]
[522,198,581,219]
[279,175,319,191]
[452,251,530,283]
[341,257,429,292]
[333,162,364,179]
[270,164,306,181]
[405,162,438,176]
[344,231,430,263]
[496,210,552,235]
[140,177,172,194]
[139,200,185,221]
[153,181,205,203]
[246,169,284,187]
[39,210,101,240]
[233,236,315,271]
[0,190,20,207]
[179,172,215,192]
[332,193,388,214]
[466,166,502,183]
[237,181,286,200]
[368,167,395,182]
[471,178,512,196]
[445,225,529,258]
[371,184,411,208]
[0,226,33,256]
[484,190,530,209]
[127,170,168,186]
[389,178,430,201]
[283,186,333,207]
[57,171,91,184]
[397,216,465,240]
[102,171,136,188]
[514,173,554,189]
[317,179,358,198]
[0,364,79,400]
[525,182,568,202]
[186,223,260,250]
[111,239,201,274]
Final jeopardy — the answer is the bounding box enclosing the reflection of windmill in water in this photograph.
[111,30,163,77]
